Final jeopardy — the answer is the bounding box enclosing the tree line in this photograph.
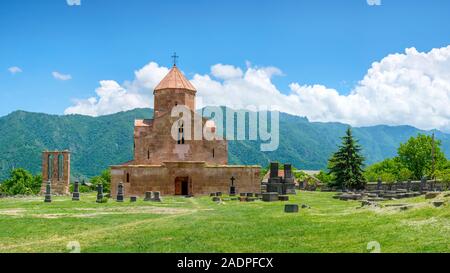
[0,168,111,196]
[317,128,450,190]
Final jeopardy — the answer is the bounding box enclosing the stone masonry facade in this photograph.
[111,64,260,197]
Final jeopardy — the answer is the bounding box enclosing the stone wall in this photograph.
[41,150,70,195]
[318,180,448,192]
[110,162,260,197]
[134,110,228,165]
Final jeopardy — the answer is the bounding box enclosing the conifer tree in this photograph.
[328,127,366,190]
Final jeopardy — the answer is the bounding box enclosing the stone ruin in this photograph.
[334,177,447,206]
[41,150,70,195]
[265,162,296,195]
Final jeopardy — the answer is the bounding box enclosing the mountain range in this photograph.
[0,108,449,181]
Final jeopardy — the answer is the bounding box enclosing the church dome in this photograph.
[154,65,196,92]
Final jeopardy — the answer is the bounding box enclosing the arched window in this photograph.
[177,121,185,144]
[58,154,64,180]
[47,154,53,179]
[147,149,150,160]
[212,148,215,158]
[126,173,130,183]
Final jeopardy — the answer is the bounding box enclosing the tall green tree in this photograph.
[397,134,446,180]
[90,168,111,193]
[364,157,413,182]
[328,127,366,189]
[0,168,42,195]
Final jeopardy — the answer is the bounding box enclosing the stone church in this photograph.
[110,64,260,197]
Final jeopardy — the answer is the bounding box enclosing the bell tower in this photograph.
[153,55,197,118]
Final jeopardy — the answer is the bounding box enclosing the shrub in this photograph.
[0,169,42,195]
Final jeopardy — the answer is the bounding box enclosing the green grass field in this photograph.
[0,191,448,253]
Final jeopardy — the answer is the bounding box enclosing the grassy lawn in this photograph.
[0,191,448,253]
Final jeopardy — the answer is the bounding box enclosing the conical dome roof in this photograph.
[154,65,196,92]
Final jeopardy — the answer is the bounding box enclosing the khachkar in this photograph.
[266,162,296,195]
[44,181,52,203]
[41,150,71,195]
[72,180,80,201]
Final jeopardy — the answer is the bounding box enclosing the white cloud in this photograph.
[66,0,81,6]
[65,45,450,132]
[8,66,22,74]
[367,0,381,6]
[52,71,72,81]
[64,62,168,116]
[211,64,243,80]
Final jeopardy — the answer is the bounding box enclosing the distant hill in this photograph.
[0,108,449,180]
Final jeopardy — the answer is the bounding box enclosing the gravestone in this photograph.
[420,177,426,193]
[246,193,254,197]
[72,180,80,201]
[216,192,222,197]
[376,178,382,191]
[425,192,439,199]
[212,196,221,202]
[278,195,289,201]
[283,164,296,194]
[144,191,153,201]
[44,181,52,203]
[262,192,279,202]
[229,176,236,196]
[270,162,279,178]
[96,184,104,203]
[432,200,445,207]
[153,191,161,202]
[210,193,217,197]
[240,193,247,197]
[284,204,299,213]
[130,196,137,202]
[116,182,124,202]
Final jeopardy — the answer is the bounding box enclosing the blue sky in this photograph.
[1,0,450,131]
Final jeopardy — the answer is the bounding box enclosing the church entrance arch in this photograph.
[175,176,190,195]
